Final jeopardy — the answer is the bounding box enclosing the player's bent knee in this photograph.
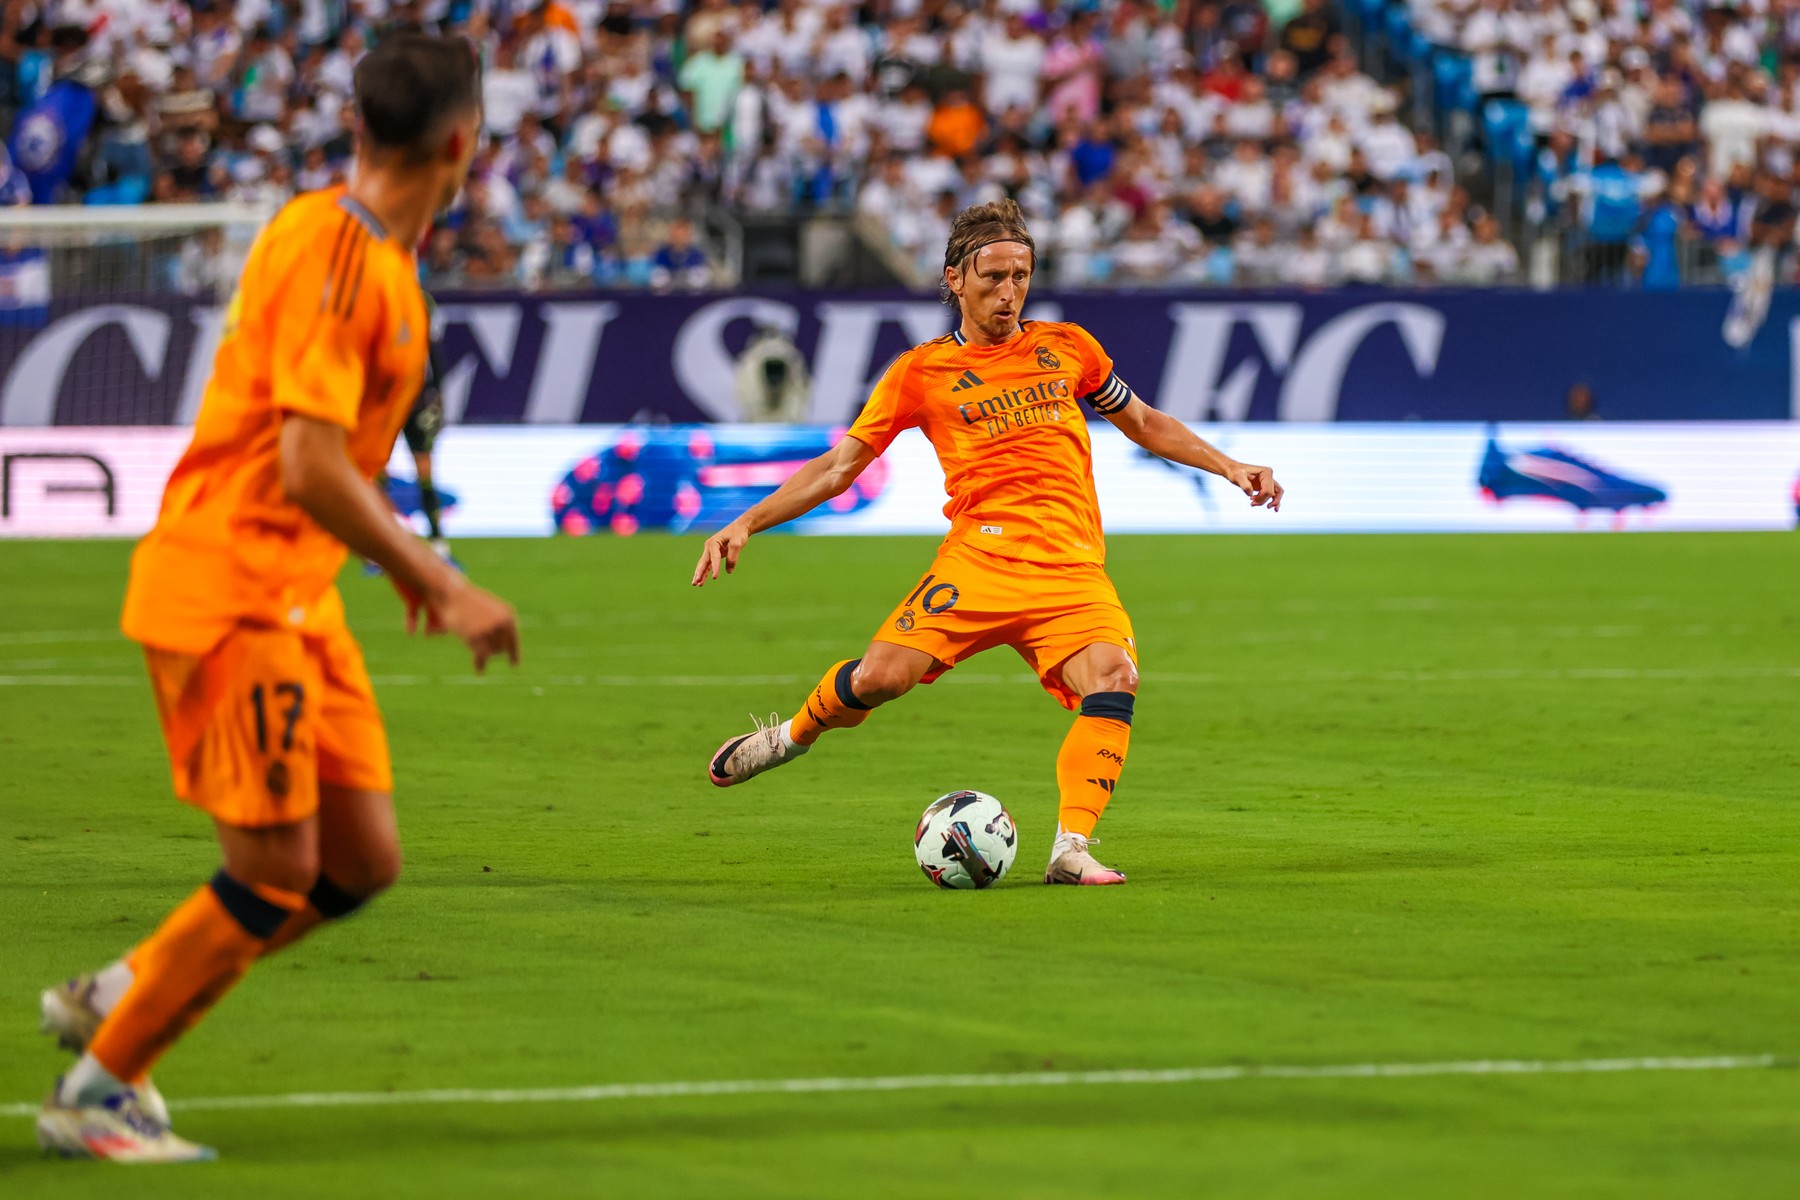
[309,873,369,919]
[850,659,915,705]
[323,845,403,905]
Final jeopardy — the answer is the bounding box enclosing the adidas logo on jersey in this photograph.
[949,370,985,392]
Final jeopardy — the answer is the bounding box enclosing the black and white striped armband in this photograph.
[1080,371,1132,416]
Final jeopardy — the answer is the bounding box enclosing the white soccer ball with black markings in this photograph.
[914,790,1018,889]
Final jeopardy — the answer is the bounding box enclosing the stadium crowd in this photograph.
[1414,0,1800,285]
[0,0,1794,289]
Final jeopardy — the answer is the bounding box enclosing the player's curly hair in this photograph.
[940,199,1036,313]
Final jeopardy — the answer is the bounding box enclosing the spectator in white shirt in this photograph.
[1462,215,1521,282]
[1702,79,1766,178]
[1110,201,1202,284]
[856,154,918,227]
[1517,34,1575,129]
[1223,77,1276,140]
[1462,0,1527,99]
[1216,139,1273,212]
[877,81,932,154]
[979,14,1044,116]
[1359,93,1418,179]
[815,6,872,83]
[1317,193,1364,249]
[1283,225,1335,287]
[315,26,361,96]
[1339,215,1399,283]
[483,41,538,137]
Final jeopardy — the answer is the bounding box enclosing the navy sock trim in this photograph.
[834,659,871,710]
[1079,691,1135,725]
[308,874,367,920]
[208,870,291,939]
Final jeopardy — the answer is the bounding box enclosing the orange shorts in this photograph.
[141,623,391,828]
[871,544,1137,710]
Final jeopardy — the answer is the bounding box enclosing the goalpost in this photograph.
[0,202,274,427]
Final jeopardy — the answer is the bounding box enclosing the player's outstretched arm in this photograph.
[692,436,878,586]
[1104,396,1284,511]
[280,413,520,671]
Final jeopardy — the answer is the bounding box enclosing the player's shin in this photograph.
[787,658,876,746]
[73,871,303,1097]
[1055,692,1134,837]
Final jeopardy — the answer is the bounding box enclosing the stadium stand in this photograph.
[0,0,1790,290]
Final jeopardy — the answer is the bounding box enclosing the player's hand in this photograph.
[396,577,445,637]
[692,520,751,586]
[1226,462,1284,511]
[431,578,520,673]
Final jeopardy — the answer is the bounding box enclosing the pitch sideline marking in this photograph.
[5,666,1800,689]
[0,1054,1786,1119]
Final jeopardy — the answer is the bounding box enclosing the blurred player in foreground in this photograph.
[36,34,518,1163]
[694,199,1282,885]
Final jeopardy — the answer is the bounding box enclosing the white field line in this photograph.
[0,1054,1785,1120]
[4,666,1800,689]
[0,630,124,647]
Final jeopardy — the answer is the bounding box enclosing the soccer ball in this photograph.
[914,791,1018,889]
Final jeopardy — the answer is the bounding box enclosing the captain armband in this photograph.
[1080,372,1132,416]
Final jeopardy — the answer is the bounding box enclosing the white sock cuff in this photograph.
[59,1052,130,1107]
[90,960,135,1016]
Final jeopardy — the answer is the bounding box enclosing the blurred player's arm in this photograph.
[1103,394,1284,511]
[691,436,878,586]
[279,414,519,669]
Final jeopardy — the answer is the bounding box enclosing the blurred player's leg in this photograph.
[708,643,935,786]
[1045,642,1137,885]
[39,961,170,1126]
[40,819,313,1162]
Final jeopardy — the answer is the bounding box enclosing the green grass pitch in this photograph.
[1,532,1796,1198]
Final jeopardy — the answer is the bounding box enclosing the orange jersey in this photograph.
[847,320,1130,566]
[122,187,430,655]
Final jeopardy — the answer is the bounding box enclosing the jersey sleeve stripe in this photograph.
[331,231,371,319]
[318,213,356,314]
[1081,372,1131,415]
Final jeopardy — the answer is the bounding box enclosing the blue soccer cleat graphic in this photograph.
[382,474,459,519]
[551,426,889,536]
[1477,435,1667,512]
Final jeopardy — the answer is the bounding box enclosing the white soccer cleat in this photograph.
[40,976,170,1127]
[708,713,809,787]
[36,1085,214,1163]
[1044,827,1128,886]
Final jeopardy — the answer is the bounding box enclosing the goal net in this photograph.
[0,202,273,426]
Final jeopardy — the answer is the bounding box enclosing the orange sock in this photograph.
[788,659,874,746]
[88,871,302,1083]
[259,908,322,957]
[1055,692,1134,837]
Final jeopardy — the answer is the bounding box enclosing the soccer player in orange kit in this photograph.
[694,200,1282,885]
[34,35,519,1162]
